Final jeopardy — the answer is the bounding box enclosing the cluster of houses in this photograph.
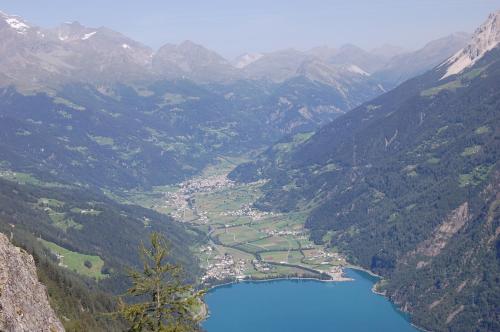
[0,170,15,178]
[220,203,278,221]
[262,228,303,237]
[163,174,235,221]
[164,191,190,220]
[305,249,344,266]
[181,174,234,194]
[77,208,100,215]
[252,259,273,273]
[201,252,246,282]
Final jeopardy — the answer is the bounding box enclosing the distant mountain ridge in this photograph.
[0,9,469,90]
[375,32,471,87]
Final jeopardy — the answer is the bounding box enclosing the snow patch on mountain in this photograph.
[122,43,131,49]
[4,16,30,34]
[347,64,370,76]
[82,31,97,40]
[441,11,500,79]
[232,53,263,68]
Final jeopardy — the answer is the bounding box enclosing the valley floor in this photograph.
[123,154,350,286]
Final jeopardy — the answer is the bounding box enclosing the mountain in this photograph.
[297,60,385,112]
[244,60,385,134]
[308,44,389,74]
[0,9,467,92]
[0,233,64,332]
[231,52,263,69]
[306,45,338,61]
[370,44,407,58]
[323,43,388,73]
[152,40,236,82]
[0,10,393,190]
[240,48,309,82]
[0,11,69,90]
[230,11,500,332]
[52,22,153,83]
[233,48,387,120]
[374,32,470,88]
[441,12,499,79]
[0,12,153,89]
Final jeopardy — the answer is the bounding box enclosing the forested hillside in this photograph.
[230,39,500,332]
[0,178,202,330]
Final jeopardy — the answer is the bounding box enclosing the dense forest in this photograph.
[230,47,500,331]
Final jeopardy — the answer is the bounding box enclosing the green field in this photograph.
[40,239,107,280]
[47,212,83,231]
[214,226,266,246]
[249,236,299,252]
[124,154,344,282]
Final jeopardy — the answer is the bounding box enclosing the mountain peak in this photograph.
[178,40,205,50]
[0,10,30,35]
[441,10,500,79]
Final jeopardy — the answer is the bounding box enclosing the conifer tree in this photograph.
[120,232,204,332]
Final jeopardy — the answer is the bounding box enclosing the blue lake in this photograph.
[203,269,420,332]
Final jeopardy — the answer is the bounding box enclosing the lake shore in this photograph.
[202,268,421,332]
[200,266,354,320]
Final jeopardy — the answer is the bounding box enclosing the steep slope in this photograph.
[374,33,470,87]
[0,178,202,289]
[0,11,70,90]
[0,80,265,189]
[52,22,153,83]
[230,12,500,332]
[0,233,65,332]
[0,70,390,191]
[258,63,385,134]
[441,11,500,79]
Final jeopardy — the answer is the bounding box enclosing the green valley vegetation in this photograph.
[125,155,348,284]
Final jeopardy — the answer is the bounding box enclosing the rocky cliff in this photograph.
[0,233,64,332]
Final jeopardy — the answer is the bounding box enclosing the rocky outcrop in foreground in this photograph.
[0,233,64,332]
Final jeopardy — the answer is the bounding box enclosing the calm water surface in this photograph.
[203,269,420,332]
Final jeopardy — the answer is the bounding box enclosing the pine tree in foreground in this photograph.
[119,232,204,332]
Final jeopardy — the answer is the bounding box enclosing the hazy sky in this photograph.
[1,0,499,58]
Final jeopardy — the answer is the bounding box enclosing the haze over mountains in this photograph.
[0,9,468,90]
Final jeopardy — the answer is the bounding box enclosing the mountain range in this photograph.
[0,7,497,332]
[230,10,500,332]
[0,10,468,90]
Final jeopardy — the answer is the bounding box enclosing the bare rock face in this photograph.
[0,233,64,332]
[416,202,470,259]
[441,10,500,79]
